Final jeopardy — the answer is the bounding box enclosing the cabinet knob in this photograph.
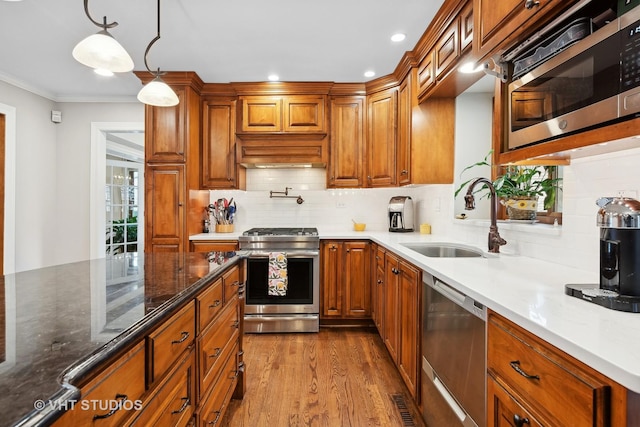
[377,279,383,284]
[513,414,530,426]
[178,202,183,207]
[401,169,408,175]
[524,0,540,9]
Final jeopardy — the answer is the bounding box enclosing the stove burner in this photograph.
[242,227,318,236]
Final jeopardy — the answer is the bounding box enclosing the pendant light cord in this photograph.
[143,0,163,76]
[83,0,118,30]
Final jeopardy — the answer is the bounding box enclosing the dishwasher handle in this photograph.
[430,277,486,321]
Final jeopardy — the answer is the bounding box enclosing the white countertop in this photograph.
[191,229,640,393]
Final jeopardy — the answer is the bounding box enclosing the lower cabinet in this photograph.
[320,240,371,320]
[371,243,386,334]
[190,240,239,252]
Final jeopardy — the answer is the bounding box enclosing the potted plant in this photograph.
[455,151,562,221]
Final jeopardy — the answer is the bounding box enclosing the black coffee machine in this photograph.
[597,196,640,296]
[565,197,640,312]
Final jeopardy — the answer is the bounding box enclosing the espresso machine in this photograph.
[565,196,640,312]
[388,196,414,232]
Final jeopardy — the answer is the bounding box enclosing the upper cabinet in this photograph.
[367,88,398,187]
[239,95,326,133]
[328,96,366,188]
[473,0,580,63]
[145,88,188,163]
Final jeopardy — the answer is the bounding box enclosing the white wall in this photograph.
[0,80,143,272]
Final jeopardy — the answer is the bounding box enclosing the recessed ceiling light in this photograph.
[268,74,279,81]
[364,70,375,78]
[391,33,406,42]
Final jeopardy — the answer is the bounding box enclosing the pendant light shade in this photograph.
[72,0,133,73]
[72,29,134,73]
[137,0,179,107]
[137,75,179,106]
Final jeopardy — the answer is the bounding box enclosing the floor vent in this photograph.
[391,394,416,427]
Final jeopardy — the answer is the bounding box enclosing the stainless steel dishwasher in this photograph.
[421,271,486,427]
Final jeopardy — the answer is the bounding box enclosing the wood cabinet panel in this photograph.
[321,241,342,317]
[435,19,460,78]
[460,0,474,53]
[145,88,187,163]
[198,342,239,427]
[383,252,400,363]
[202,98,243,189]
[57,342,146,426]
[197,277,224,333]
[148,301,196,386]
[367,88,397,187]
[241,96,281,132]
[283,96,325,132]
[417,50,436,99]
[222,265,241,304]
[328,96,365,188]
[190,240,239,253]
[145,164,185,253]
[397,74,412,186]
[371,244,385,334]
[488,376,545,427]
[397,259,420,398]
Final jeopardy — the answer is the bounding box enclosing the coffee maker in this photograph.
[388,196,414,232]
[597,196,640,296]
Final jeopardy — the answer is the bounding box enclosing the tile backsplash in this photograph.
[210,145,640,274]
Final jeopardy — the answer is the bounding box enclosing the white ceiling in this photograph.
[0,0,447,102]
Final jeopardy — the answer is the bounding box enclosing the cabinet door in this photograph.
[202,98,238,189]
[383,253,400,362]
[344,241,370,318]
[328,97,365,188]
[417,50,436,99]
[321,241,342,317]
[397,74,413,186]
[372,245,386,334]
[460,0,474,53]
[241,96,281,132]
[367,88,398,187]
[283,96,325,132]
[146,164,185,252]
[145,88,187,163]
[434,18,460,79]
[398,259,420,398]
[488,376,545,427]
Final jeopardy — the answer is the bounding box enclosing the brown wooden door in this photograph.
[283,96,325,133]
[145,164,185,252]
[240,96,282,132]
[328,97,365,188]
[417,50,435,99]
[434,18,460,79]
[202,98,238,189]
[321,241,342,317]
[145,88,187,163]
[397,74,412,186]
[344,241,370,317]
[372,245,386,334]
[367,88,397,187]
[383,252,400,362]
[398,259,420,398]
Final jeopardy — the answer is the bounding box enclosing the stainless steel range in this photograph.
[239,227,320,333]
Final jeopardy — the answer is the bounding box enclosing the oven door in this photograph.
[244,251,319,315]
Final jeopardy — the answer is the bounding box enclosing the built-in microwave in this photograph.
[508,6,640,150]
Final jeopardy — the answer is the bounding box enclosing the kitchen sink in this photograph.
[400,242,485,258]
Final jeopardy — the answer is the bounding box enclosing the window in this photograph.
[106,160,142,255]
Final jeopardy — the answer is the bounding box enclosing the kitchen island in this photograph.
[0,251,245,427]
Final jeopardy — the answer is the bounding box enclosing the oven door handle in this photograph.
[248,250,319,258]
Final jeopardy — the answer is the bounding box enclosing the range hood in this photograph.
[236,133,328,168]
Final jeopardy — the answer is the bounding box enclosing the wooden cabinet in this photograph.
[196,277,224,333]
[190,240,239,252]
[198,342,240,427]
[145,87,189,163]
[371,244,386,334]
[202,97,245,189]
[321,240,371,319]
[381,251,421,398]
[328,96,365,188]
[487,310,629,427]
[473,0,579,62]
[146,164,186,253]
[417,50,436,99]
[56,342,146,426]
[239,95,325,133]
[397,73,412,186]
[367,88,398,187]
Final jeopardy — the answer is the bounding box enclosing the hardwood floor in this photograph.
[222,328,425,427]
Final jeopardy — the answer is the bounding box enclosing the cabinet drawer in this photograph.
[197,277,224,333]
[200,299,239,398]
[128,349,195,427]
[190,241,238,252]
[198,343,240,427]
[488,376,545,427]
[223,265,241,303]
[488,313,610,426]
[57,342,146,426]
[148,301,196,385]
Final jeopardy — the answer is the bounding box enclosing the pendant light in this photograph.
[72,0,134,74]
[137,0,179,107]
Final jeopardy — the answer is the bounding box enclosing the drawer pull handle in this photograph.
[209,347,222,358]
[524,0,540,9]
[230,281,240,287]
[209,300,221,308]
[93,394,127,420]
[510,360,540,380]
[208,410,222,425]
[172,331,190,344]
[513,414,530,426]
[233,320,239,329]
[172,397,190,415]
[238,361,246,373]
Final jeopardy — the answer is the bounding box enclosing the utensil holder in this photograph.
[215,224,234,233]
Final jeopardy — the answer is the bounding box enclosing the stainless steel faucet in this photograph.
[464,177,507,253]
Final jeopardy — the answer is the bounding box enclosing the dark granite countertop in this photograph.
[0,251,243,427]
